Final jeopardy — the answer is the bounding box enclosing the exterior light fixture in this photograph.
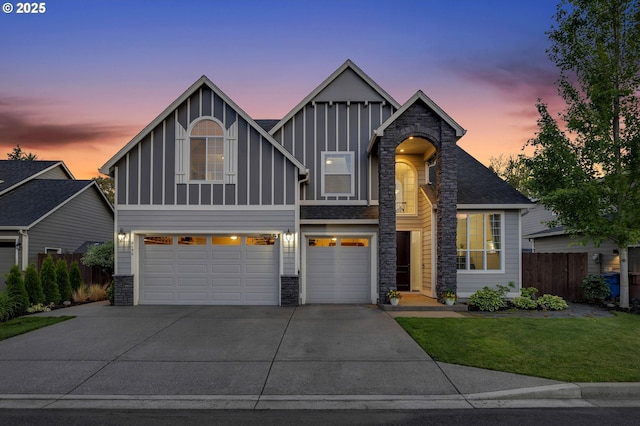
[284,229,293,242]
[117,228,126,242]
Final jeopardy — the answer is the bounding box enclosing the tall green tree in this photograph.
[488,154,533,198]
[40,256,60,304]
[4,264,28,312]
[69,261,83,291]
[93,176,114,205]
[55,259,72,302]
[6,144,37,160]
[24,263,44,305]
[524,0,640,308]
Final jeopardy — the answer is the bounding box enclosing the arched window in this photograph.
[190,119,224,181]
[395,162,416,214]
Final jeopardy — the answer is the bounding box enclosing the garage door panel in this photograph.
[140,234,278,305]
[306,237,371,304]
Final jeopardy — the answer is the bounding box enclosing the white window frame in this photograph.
[188,117,226,183]
[395,161,418,216]
[456,211,504,273]
[321,151,355,197]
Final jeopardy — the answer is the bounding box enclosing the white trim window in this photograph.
[456,212,503,271]
[395,162,416,215]
[321,151,354,196]
[190,119,225,182]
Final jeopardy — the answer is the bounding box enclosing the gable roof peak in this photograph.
[268,59,400,135]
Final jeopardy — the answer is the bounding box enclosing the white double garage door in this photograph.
[139,234,372,305]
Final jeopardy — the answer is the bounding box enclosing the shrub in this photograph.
[469,283,513,312]
[512,296,539,310]
[69,261,83,291]
[87,284,106,302]
[24,263,44,305]
[4,264,28,312]
[520,287,538,299]
[72,285,88,303]
[537,294,569,311]
[82,241,114,275]
[26,303,52,314]
[0,291,21,322]
[55,259,72,302]
[581,274,610,303]
[40,256,60,305]
[105,281,114,305]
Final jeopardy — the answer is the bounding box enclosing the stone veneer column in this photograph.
[113,274,134,306]
[377,102,458,303]
[280,276,299,306]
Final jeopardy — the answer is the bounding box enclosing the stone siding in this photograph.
[281,275,299,306]
[113,274,134,306]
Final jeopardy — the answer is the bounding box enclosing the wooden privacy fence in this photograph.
[522,253,588,301]
[37,253,112,286]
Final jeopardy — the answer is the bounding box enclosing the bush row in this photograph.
[468,282,569,312]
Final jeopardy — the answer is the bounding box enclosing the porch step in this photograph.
[380,303,468,312]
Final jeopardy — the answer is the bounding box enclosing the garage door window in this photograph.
[247,236,276,246]
[308,238,337,247]
[144,236,173,245]
[212,235,240,245]
[178,236,207,245]
[341,238,368,247]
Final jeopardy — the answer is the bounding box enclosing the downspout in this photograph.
[19,229,28,270]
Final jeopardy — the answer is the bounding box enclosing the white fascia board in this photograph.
[457,204,534,209]
[269,59,401,137]
[100,76,306,176]
[115,204,297,211]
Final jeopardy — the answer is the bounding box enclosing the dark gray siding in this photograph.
[115,85,298,207]
[273,101,394,202]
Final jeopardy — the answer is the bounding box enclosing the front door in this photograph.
[396,231,411,291]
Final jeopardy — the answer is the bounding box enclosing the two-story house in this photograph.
[100,60,531,306]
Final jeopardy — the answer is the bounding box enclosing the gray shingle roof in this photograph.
[456,146,531,205]
[0,160,61,194]
[0,179,93,227]
[424,147,532,206]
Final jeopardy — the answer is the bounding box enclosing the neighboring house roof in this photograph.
[269,59,401,136]
[370,90,466,151]
[0,179,96,228]
[524,226,566,239]
[0,160,73,195]
[421,146,533,208]
[100,76,307,175]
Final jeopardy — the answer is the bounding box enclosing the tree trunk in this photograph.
[619,246,629,308]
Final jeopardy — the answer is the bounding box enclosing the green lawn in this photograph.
[0,316,74,341]
[397,313,640,382]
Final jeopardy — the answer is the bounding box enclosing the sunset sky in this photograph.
[0,0,562,179]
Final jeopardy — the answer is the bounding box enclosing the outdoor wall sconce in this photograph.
[284,229,293,242]
[117,228,126,242]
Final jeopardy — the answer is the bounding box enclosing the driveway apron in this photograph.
[0,302,458,397]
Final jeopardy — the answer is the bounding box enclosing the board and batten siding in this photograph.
[272,100,395,202]
[116,209,297,276]
[28,187,113,266]
[456,210,522,295]
[115,86,298,208]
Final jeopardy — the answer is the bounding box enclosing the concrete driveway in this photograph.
[0,302,569,409]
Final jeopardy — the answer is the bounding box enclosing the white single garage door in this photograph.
[306,236,371,303]
[140,235,278,305]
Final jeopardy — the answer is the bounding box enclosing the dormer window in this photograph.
[190,119,224,181]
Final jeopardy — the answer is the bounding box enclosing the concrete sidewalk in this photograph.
[0,302,638,410]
